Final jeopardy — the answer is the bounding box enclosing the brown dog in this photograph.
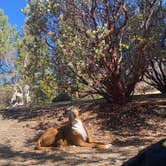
[36,106,111,150]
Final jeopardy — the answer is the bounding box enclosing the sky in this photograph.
[0,0,166,31]
[0,0,27,31]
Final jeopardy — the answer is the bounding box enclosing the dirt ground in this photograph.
[0,94,165,166]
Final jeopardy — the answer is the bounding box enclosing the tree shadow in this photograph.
[11,93,165,152]
[0,98,104,122]
[0,144,65,165]
[0,105,66,122]
[84,95,166,137]
[0,94,165,166]
[111,137,151,147]
[0,144,116,166]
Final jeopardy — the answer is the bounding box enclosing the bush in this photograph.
[145,58,166,93]
[0,85,14,109]
[52,92,72,102]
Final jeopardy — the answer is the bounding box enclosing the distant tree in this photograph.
[16,32,57,103]
[0,9,18,84]
[22,0,75,102]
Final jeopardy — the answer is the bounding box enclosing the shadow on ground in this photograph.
[0,144,124,166]
[0,94,165,166]
[0,98,105,121]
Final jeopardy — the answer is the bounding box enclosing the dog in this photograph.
[36,106,111,150]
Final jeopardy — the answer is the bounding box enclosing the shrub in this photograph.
[0,85,14,109]
[145,58,166,93]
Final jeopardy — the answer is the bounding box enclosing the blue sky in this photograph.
[0,0,166,31]
[0,0,26,30]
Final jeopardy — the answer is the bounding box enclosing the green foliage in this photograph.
[15,1,60,103]
[0,85,13,108]
[53,0,161,102]
[16,34,57,103]
[0,9,18,83]
[0,9,17,55]
[20,0,165,103]
[20,0,80,102]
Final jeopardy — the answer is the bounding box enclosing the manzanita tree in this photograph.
[56,0,159,103]
[24,0,161,103]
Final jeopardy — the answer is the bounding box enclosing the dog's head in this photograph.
[65,106,80,121]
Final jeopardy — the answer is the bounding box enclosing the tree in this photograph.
[0,9,18,84]
[22,0,76,101]
[23,0,161,103]
[16,32,57,103]
[144,2,166,93]
[56,0,160,103]
[145,57,166,93]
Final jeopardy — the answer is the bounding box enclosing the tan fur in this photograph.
[36,107,110,150]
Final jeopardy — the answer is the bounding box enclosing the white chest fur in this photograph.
[72,119,88,141]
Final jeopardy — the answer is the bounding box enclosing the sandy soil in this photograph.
[0,94,165,166]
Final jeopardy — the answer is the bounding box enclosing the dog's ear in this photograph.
[66,106,81,117]
[73,106,81,116]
